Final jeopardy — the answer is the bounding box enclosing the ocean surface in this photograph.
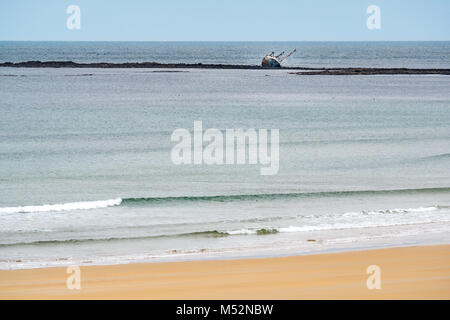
[1,41,450,68]
[0,42,449,269]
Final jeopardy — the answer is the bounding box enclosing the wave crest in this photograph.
[0,198,122,214]
[1,187,449,214]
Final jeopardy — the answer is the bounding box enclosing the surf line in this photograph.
[170,121,279,175]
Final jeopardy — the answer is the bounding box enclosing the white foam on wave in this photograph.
[404,206,440,213]
[226,228,256,235]
[224,205,448,235]
[0,198,123,214]
[342,206,440,217]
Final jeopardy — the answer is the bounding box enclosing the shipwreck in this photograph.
[261,49,297,68]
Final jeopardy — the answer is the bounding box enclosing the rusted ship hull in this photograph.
[261,56,281,68]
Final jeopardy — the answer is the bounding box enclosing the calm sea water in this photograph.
[1,41,450,68]
[0,42,449,269]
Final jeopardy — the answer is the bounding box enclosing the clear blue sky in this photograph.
[0,0,449,41]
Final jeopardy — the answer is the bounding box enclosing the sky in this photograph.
[0,0,449,41]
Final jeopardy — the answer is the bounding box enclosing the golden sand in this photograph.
[0,245,449,299]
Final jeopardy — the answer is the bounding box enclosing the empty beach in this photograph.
[1,245,449,299]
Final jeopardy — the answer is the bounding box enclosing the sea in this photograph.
[0,41,449,269]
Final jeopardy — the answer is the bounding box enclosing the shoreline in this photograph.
[2,240,446,271]
[1,61,449,75]
[1,244,448,299]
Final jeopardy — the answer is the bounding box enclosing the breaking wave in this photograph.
[1,204,449,247]
[0,198,122,214]
[120,187,450,206]
[1,187,449,214]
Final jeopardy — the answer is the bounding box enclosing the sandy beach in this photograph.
[0,245,448,299]
[2,2,450,305]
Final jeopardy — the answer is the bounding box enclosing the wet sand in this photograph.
[0,245,449,299]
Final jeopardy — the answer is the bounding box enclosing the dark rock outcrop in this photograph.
[290,68,450,75]
[1,61,449,75]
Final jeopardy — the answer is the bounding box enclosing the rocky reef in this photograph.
[1,61,449,75]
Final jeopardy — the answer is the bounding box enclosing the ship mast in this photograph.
[278,49,297,62]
